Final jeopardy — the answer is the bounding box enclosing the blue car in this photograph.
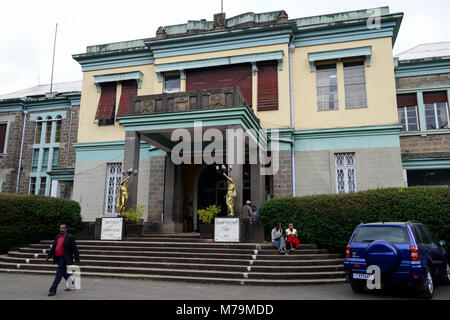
[343,222,450,299]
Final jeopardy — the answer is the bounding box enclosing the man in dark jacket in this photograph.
[46,223,80,296]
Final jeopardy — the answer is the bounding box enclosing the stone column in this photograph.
[251,161,265,209]
[163,155,183,232]
[123,131,140,211]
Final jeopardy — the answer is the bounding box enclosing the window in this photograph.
[353,227,409,244]
[257,61,278,111]
[0,123,7,154]
[104,163,122,214]
[335,153,356,194]
[29,177,37,194]
[55,115,62,142]
[52,148,59,169]
[423,91,449,130]
[164,75,180,93]
[45,116,52,143]
[397,93,419,131]
[35,118,43,144]
[344,61,367,108]
[117,80,138,116]
[39,177,46,195]
[316,64,338,111]
[31,149,39,172]
[95,83,117,126]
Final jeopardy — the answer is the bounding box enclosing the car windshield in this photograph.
[352,226,409,244]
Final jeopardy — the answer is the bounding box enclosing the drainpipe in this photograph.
[289,34,296,197]
[67,105,73,163]
[15,107,28,193]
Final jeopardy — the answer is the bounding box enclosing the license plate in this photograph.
[352,273,373,280]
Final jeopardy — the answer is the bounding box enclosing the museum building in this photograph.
[1,7,449,233]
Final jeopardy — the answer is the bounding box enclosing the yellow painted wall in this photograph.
[78,64,160,143]
[155,44,292,129]
[292,37,398,130]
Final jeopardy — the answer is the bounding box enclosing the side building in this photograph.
[71,7,405,232]
[395,42,450,186]
[0,82,81,198]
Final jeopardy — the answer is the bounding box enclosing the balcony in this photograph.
[129,86,249,115]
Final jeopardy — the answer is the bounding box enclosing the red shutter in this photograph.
[117,80,137,116]
[396,93,417,107]
[95,83,117,120]
[423,91,448,104]
[186,63,252,106]
[257,61,278,111]
[0,124,6,153]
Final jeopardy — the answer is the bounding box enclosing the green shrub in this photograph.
[122,205,145,224]
[259,187,450,253]
[0,193,82,254]
[198,205,221,224]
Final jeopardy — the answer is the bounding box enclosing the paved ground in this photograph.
[0,273,449,300]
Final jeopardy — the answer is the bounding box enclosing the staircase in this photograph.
[0,233,345,285]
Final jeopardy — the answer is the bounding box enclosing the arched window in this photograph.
[45,116,53,144]
[35,117,43,144]
[55,115,62,142]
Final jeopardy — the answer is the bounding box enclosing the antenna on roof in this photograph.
[221,0,223,13]
[49,23,58,94]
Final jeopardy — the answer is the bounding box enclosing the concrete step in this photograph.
[31,244,257,255]
[0,268,346,285]
[39,240,318,250]
[8,251,343,267]
[20,247,342,261]
[0,256,343,273]
[141,233,201,238]
[19,248,255,260]
[0,260,344,281]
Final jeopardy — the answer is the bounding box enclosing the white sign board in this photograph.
[101,217,123,240]
[214,217,240,242]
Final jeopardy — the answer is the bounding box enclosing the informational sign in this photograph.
[214,217,240,242]
[101,217,123,240]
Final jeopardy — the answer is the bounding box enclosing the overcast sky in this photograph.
[1,0,449,95]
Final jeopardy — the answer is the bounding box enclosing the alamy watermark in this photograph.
[170,121,280,175]
[66,265,82,290]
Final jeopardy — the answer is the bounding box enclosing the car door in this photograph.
[419,225,445,272]
[421,225,446,275]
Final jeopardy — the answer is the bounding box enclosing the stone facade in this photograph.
[400,134,450,154]
[272,150,293,198]
[0,105,79,197]
[395,73,450,90]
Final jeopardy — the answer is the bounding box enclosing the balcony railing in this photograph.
[130,86,249,115]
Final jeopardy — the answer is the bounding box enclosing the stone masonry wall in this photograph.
[147,155,166,221]
[272,150,293,198]
[395,73,450,90]
[0,111,24,193]
[400,134,450,154]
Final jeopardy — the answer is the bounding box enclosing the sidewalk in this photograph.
[1,272,449,300]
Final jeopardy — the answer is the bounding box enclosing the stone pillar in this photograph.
[50,180,60,198]
[123,131,140,211]
[163,155,183,232]
[251,161,265,209]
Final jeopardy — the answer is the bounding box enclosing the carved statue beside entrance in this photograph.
[223,172,236,216]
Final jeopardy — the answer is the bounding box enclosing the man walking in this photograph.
[46,223,80,296]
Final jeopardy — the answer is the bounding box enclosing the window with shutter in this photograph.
[186,63,252,106]
[257,61,278,111]
[117,80,138,116]
[95,82,117,125]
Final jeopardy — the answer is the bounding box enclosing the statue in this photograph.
[223,172,236,216]
[117,175,132,215]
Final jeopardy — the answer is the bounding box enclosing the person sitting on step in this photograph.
[285,223,300,251]
[271,222,287,255]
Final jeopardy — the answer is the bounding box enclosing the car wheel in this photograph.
[416,267,434,299]
[350,280,366,294]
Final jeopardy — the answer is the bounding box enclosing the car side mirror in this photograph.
[439,240,446,247]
